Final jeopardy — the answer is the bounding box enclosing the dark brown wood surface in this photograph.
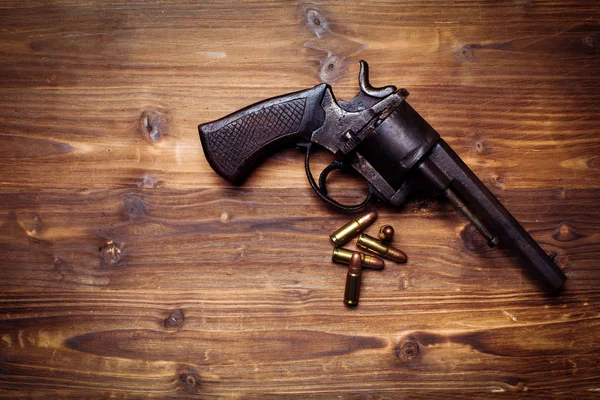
[1,1,599,398]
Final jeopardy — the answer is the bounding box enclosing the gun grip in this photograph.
[199,84,327,185]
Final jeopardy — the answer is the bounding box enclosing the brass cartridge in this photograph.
[344,252,362,306]
[378,224,395,242]
[357,233,407,263]
[330,211,377,246]
[332,248,385,270]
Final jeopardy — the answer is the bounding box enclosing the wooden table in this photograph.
[1,1,599,398]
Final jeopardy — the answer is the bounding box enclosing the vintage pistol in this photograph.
[198,61,566,292]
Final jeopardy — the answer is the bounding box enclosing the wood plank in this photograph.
[0,186,596,291]
[0,0,599,398]
[0,85,597,190]
[1,289,599,398]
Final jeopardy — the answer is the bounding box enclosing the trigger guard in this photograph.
[301,142,373,212]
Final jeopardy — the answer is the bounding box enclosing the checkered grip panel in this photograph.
[204,98,306,178]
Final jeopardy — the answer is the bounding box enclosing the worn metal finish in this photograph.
[198,61,567,292]
[329,211,377,246]
[343,253,363,306]
[357,233,407,263]
[332,247,385,270]
[358,61,397,99]
[443,187,498,247]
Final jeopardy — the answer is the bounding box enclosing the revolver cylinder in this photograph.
[357,101,440,190]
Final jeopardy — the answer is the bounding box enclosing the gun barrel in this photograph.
[352,96,565,291]
[419,140,566,292]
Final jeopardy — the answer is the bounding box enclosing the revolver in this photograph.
[198,61,566,292]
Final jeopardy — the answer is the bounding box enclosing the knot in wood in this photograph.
[506,377,528,392]
[139,110,168,143]
[139,175,158,188]
[300,3,366,82]
[456,44,475,61]
[582,35,596,48]
[475,140,486,154]
[301,6,328,36]
[553,223,581,242]
[123,196,147,220]
[16,211,42,238]
[490,174,505,189]
[164,309,185,329]
[100,240,122,266]
[178,367,201,394]
[460,224,491,253]
[396,341,419,362]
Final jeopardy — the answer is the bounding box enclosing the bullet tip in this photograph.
[391,249,408,263]
[370,257,385,270]
[356,211,377,228]
[379,224,395,242]
[349,252,362,271]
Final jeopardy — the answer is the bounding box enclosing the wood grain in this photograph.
[0,0,599,398]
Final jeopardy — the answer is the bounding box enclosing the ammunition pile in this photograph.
[329,211,407,306]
